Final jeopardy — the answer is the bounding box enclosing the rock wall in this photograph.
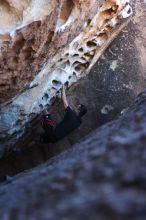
[0,0,132,156]
[0,89,146,219]
[0,0,101,104]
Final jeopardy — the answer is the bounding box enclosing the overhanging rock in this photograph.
[0,0,132,156]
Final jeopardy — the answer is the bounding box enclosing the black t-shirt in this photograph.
[54,106,81,140]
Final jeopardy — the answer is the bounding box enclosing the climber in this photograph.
[41,84,87,143]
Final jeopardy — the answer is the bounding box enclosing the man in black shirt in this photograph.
[41,85,87,143]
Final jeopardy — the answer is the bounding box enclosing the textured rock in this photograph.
[0,0,101,103]
[0,0,132,155]
[0,89,146,219]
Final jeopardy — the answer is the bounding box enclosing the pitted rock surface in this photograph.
[0,0,102,104]
[0,90,146,219]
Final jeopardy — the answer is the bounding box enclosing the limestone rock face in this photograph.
[0,0,132,155]
[0,89,146,219]
[0,0,101,104]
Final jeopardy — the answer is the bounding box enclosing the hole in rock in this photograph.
[127,8,132,14]
[65,81,69,86]
[73,54,79,57]
[86,41,97,48]
[80,57,87,62]
[100,10,113,20]
[84,53,94,60]
[78,48,84,52]
[104,8,115,14]
[58,58,63,62]
[44,93,49,99]
[39,104,43,109]
[75,63,86,72]
[52,87,58,91]
[73,61,82,67]
[98,32,107,38]
[52,80,62,87]
[87,19,92,25]
[42,93,49,101]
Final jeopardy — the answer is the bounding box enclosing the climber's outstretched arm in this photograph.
[61,85,69,109]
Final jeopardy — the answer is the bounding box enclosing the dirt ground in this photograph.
[0,0,146,181]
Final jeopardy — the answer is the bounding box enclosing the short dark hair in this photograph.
[79,104,87,118]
